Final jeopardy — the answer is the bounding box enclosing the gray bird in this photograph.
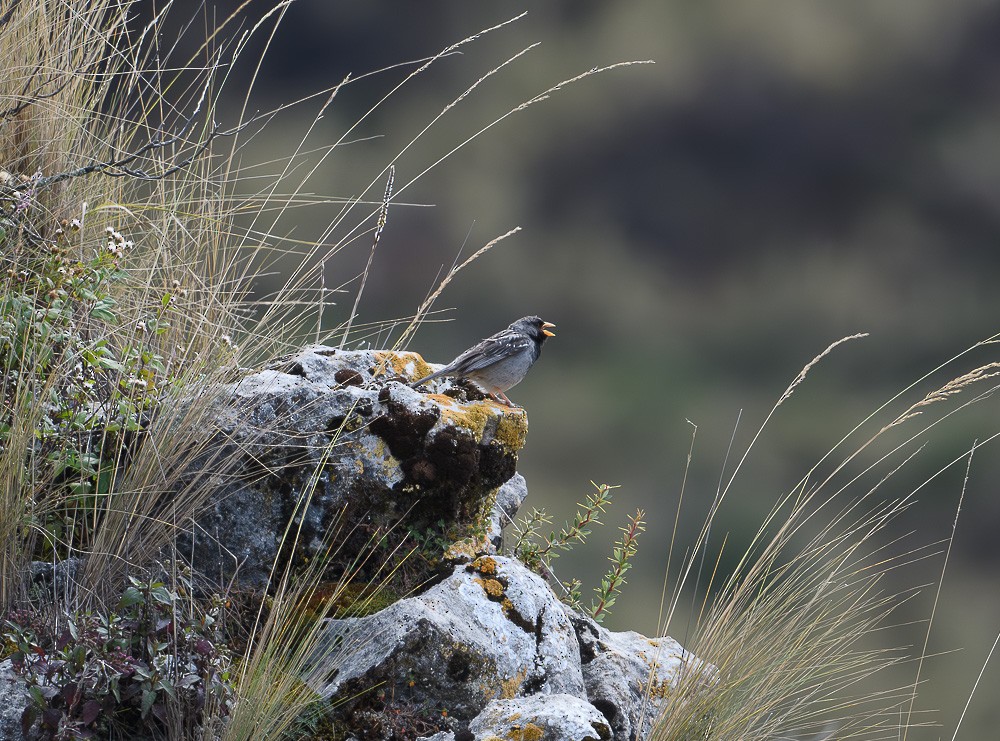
[410,316,555,407]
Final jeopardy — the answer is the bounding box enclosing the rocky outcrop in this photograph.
[174,346,717,740]
[310,556,711,740]
[182,346,528,589]
[168,345,714,739]
[1,345,710,741]
[311,556,585,721]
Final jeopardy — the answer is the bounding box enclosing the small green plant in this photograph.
[510,482,644,622]
[510,481,617,569]
[3,574,233,740]
[0,210,175,559]
[590,508,645,623]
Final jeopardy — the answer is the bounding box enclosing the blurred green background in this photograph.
[195,1,1000,736]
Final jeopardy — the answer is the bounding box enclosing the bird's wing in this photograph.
[448,330,532,375]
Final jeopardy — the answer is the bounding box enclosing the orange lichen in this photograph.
[471,555,499,575]
[474,577,505,598]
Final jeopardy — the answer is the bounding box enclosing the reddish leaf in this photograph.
[20,703,37,737]
[61,681,80,706]
[151,702,167,724]
[79,700,101,725]
[41,707,62,729]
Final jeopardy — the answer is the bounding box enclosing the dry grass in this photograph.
[0,3,652,738]
[648,336,1000,740]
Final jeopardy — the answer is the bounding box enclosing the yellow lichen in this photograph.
[493,409,528,451]
[504,723,544,741]
[439,399,493,441]
[499,669,527,700]
[646,677,676,700]
[436,399,528,452]
[373,350,434,381]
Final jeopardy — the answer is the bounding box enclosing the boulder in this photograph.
[308,553,713,740]
[182,347,528,589]
[467,694,611,740]
[310,555,584,724]
[570,611,712,740]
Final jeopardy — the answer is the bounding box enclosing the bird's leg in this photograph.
[493,391,518,408]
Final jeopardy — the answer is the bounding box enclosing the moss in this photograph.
[296,581,402,619]
[369,392,439,460]
[444,535,489,562]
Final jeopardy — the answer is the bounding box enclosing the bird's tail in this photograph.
[410,368,449,388]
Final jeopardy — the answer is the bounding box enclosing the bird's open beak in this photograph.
[541,321,556,337]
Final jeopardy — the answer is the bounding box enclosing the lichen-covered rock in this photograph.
[570,611,712,740]
[182,346,528,588]
[310,556,584,724]
[0,659,34,741]
[415,694,613,741]
[467,694,612,741]
[486,473,528,552]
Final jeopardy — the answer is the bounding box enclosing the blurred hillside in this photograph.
[183,2,1000,736]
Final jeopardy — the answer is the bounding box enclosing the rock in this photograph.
[486,473,528,552]
[181,347,529,589]
[28,558,84,599]
[0,659,33,741]
[306,550,714,740]
[310,555,584,724]
[570,611,713,740]
[467,694,612,740]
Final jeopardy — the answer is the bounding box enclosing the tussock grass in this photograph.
[649,335,1000,740]
[0,2,650,737]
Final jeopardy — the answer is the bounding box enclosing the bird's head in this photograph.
[514,315,556,344]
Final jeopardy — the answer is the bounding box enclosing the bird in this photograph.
[410,316,555,407]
